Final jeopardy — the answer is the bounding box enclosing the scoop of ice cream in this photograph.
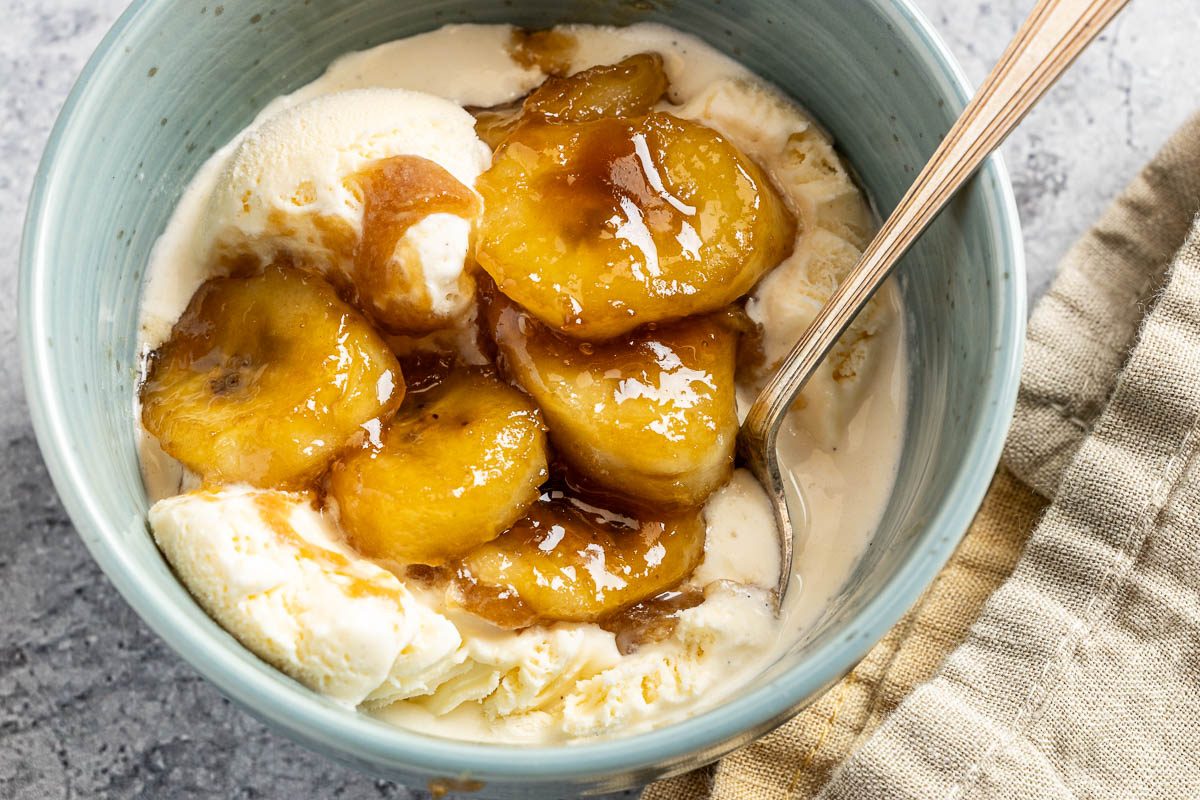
[675,79,894,448]
[561,582,776,737]
[149,488,462,706]
[399,583,776,741]
[692,469,781,588]
[200,88,491,334]
[148,478,779,739]
[747,226,896,448]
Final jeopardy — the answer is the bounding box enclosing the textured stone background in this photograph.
[2,1,1197,797]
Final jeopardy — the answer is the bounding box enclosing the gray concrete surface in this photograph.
[2,0,1197,797]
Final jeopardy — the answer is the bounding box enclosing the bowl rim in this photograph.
[19,0,1025,784]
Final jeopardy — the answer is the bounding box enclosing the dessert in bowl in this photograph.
[135,23,906,743]
[21,0,1022,793]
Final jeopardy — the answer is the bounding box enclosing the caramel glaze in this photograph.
[214,155,478,337]
[343,282,721,633]
[507,28,578,76]
[394,350,458,398]
[600,587,706,656]
[537,115,699,253]
[478,275,742,510]
[343,155,478,334]
[140,264,404,490]
[250,492,399,602]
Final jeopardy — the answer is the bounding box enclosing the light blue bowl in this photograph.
[20,0,1023,795]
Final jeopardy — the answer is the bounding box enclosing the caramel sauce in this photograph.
[394,350,457,398]
[325,368,549,566]
[252,491,302,538]
[478,279,739,508]
[533,114,698,256]
[346,155,478,334]
[448,569,539,630]
[155,54,757,652]
[600,587,706,655]
[212,211,358,281]
[214,158,474,338]
[150,280,267,402]
[404,563,450,587]
[213,249,267,279]
[507,28,577,76]
[251,493,398,602]
[487,277,730,398]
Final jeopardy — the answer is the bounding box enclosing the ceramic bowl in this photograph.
[20,0,1023,795]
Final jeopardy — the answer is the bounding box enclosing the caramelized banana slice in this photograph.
[472,54,669,150]
[140,265,404,488]
[524,53,669,122]
[476,112,796,339]
[486,291,738,507]
[454,489,706,625]
[328,370,549,566]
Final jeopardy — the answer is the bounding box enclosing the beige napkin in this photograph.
[646,111,1200,800]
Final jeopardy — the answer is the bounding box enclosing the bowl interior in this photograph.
[21,0,1022,795]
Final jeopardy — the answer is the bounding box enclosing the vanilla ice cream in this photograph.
[200,88,490,335]
[152,486,779,741]
[137,22,907,744]
[149,487,462,706]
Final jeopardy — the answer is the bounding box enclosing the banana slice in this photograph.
[328,370,549,566]
[476,112,796,339]
[140,265,404,489]
[485,289,738,508]
[453,488,707,625]
[523,53,668,123]
[473,53,669,149]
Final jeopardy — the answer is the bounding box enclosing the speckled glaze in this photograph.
[20,0,1022,796]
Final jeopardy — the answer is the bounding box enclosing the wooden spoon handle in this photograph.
[742,0,1129,444]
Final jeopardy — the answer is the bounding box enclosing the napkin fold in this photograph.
[646,110,1200,800]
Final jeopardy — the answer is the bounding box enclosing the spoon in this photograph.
[741,0,1130,609]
